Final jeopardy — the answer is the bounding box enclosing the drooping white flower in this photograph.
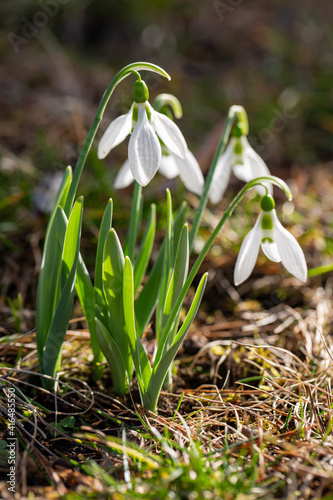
[114,148,204,196]
[97,79,188,187]
[209,135,272,204]
[234,194,307,285]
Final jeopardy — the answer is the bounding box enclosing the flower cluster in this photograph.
[37,61,310,411]
[97,77,308,286]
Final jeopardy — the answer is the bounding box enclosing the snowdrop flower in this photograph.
[234,194,307,285]
[209,125,272,204]
[114,147,204,196]
[98,78,189,187]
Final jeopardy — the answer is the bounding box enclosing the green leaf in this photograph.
[156,189,174,342]
[123,257,141,356]
[95,317,128,396]
[36,206,67,364]
[147,273,208,411]
[76,253,103,371]
[163,223,189,317]
[134,200,187,339]
[134,203,156,294]
[154,224,189,367]
[41,198,83,387]
[60,198,83,288]
[45,166,72,242]
[36,168,72,360]
[173,201,187,256]
[102,229,125,346]
[134,241,165,338]
[123,257,152,393]
[95,199,113,309]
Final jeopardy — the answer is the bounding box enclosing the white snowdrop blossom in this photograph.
[209,135,272,204]
[234,194,307,285]
[114,147,204,196]
[97,79,191,187]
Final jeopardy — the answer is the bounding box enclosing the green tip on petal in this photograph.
[261,236,274,243]
[261,214,274,230]
[231,122,244,138]
[233,139,243,155]
[133,80,149,103]
[261,194,275,212]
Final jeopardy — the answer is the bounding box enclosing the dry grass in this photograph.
[1,270,333,498]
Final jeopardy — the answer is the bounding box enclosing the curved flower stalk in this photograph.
[234,194,308,285]
[98,79,191,187]
[208,121,272,205]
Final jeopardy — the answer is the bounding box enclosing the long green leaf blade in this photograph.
[37,205,68,359]
[163,223,189,318]
[156,189,173,342]
[154,223,189,366]
[147,273,208,411]
[134,203,156,294]
[44,166,72,242]
[42,197,84,385]
[134,243,165,338]
[173,201,187,255]
[123,257,152,392]
[102,229,125,346]
[60,198,83,289]
[36,167,72,361]
[95,199,113,309]
[134,200,187,338]
[76,254,103,369]
[95,317,128,395]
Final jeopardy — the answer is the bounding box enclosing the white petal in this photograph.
[114,159,134,189]
[232,162,253,183]
[261,240,281,262]
[271,210,308,281]
[97,106,133,159]
[128,104,161,186]
[234,215,262,286]
[158,155,180,179]
[149,104,187,159]
[241,136,272,195]
[174,150,204,196]
[208,142,234,204]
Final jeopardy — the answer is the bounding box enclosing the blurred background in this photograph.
[1,0,333,317]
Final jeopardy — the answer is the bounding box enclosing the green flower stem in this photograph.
[64,62,170,217]
[308,262,333,277]
[164,176,292,341]
[125,181,143,261]
[189,105,248,251]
